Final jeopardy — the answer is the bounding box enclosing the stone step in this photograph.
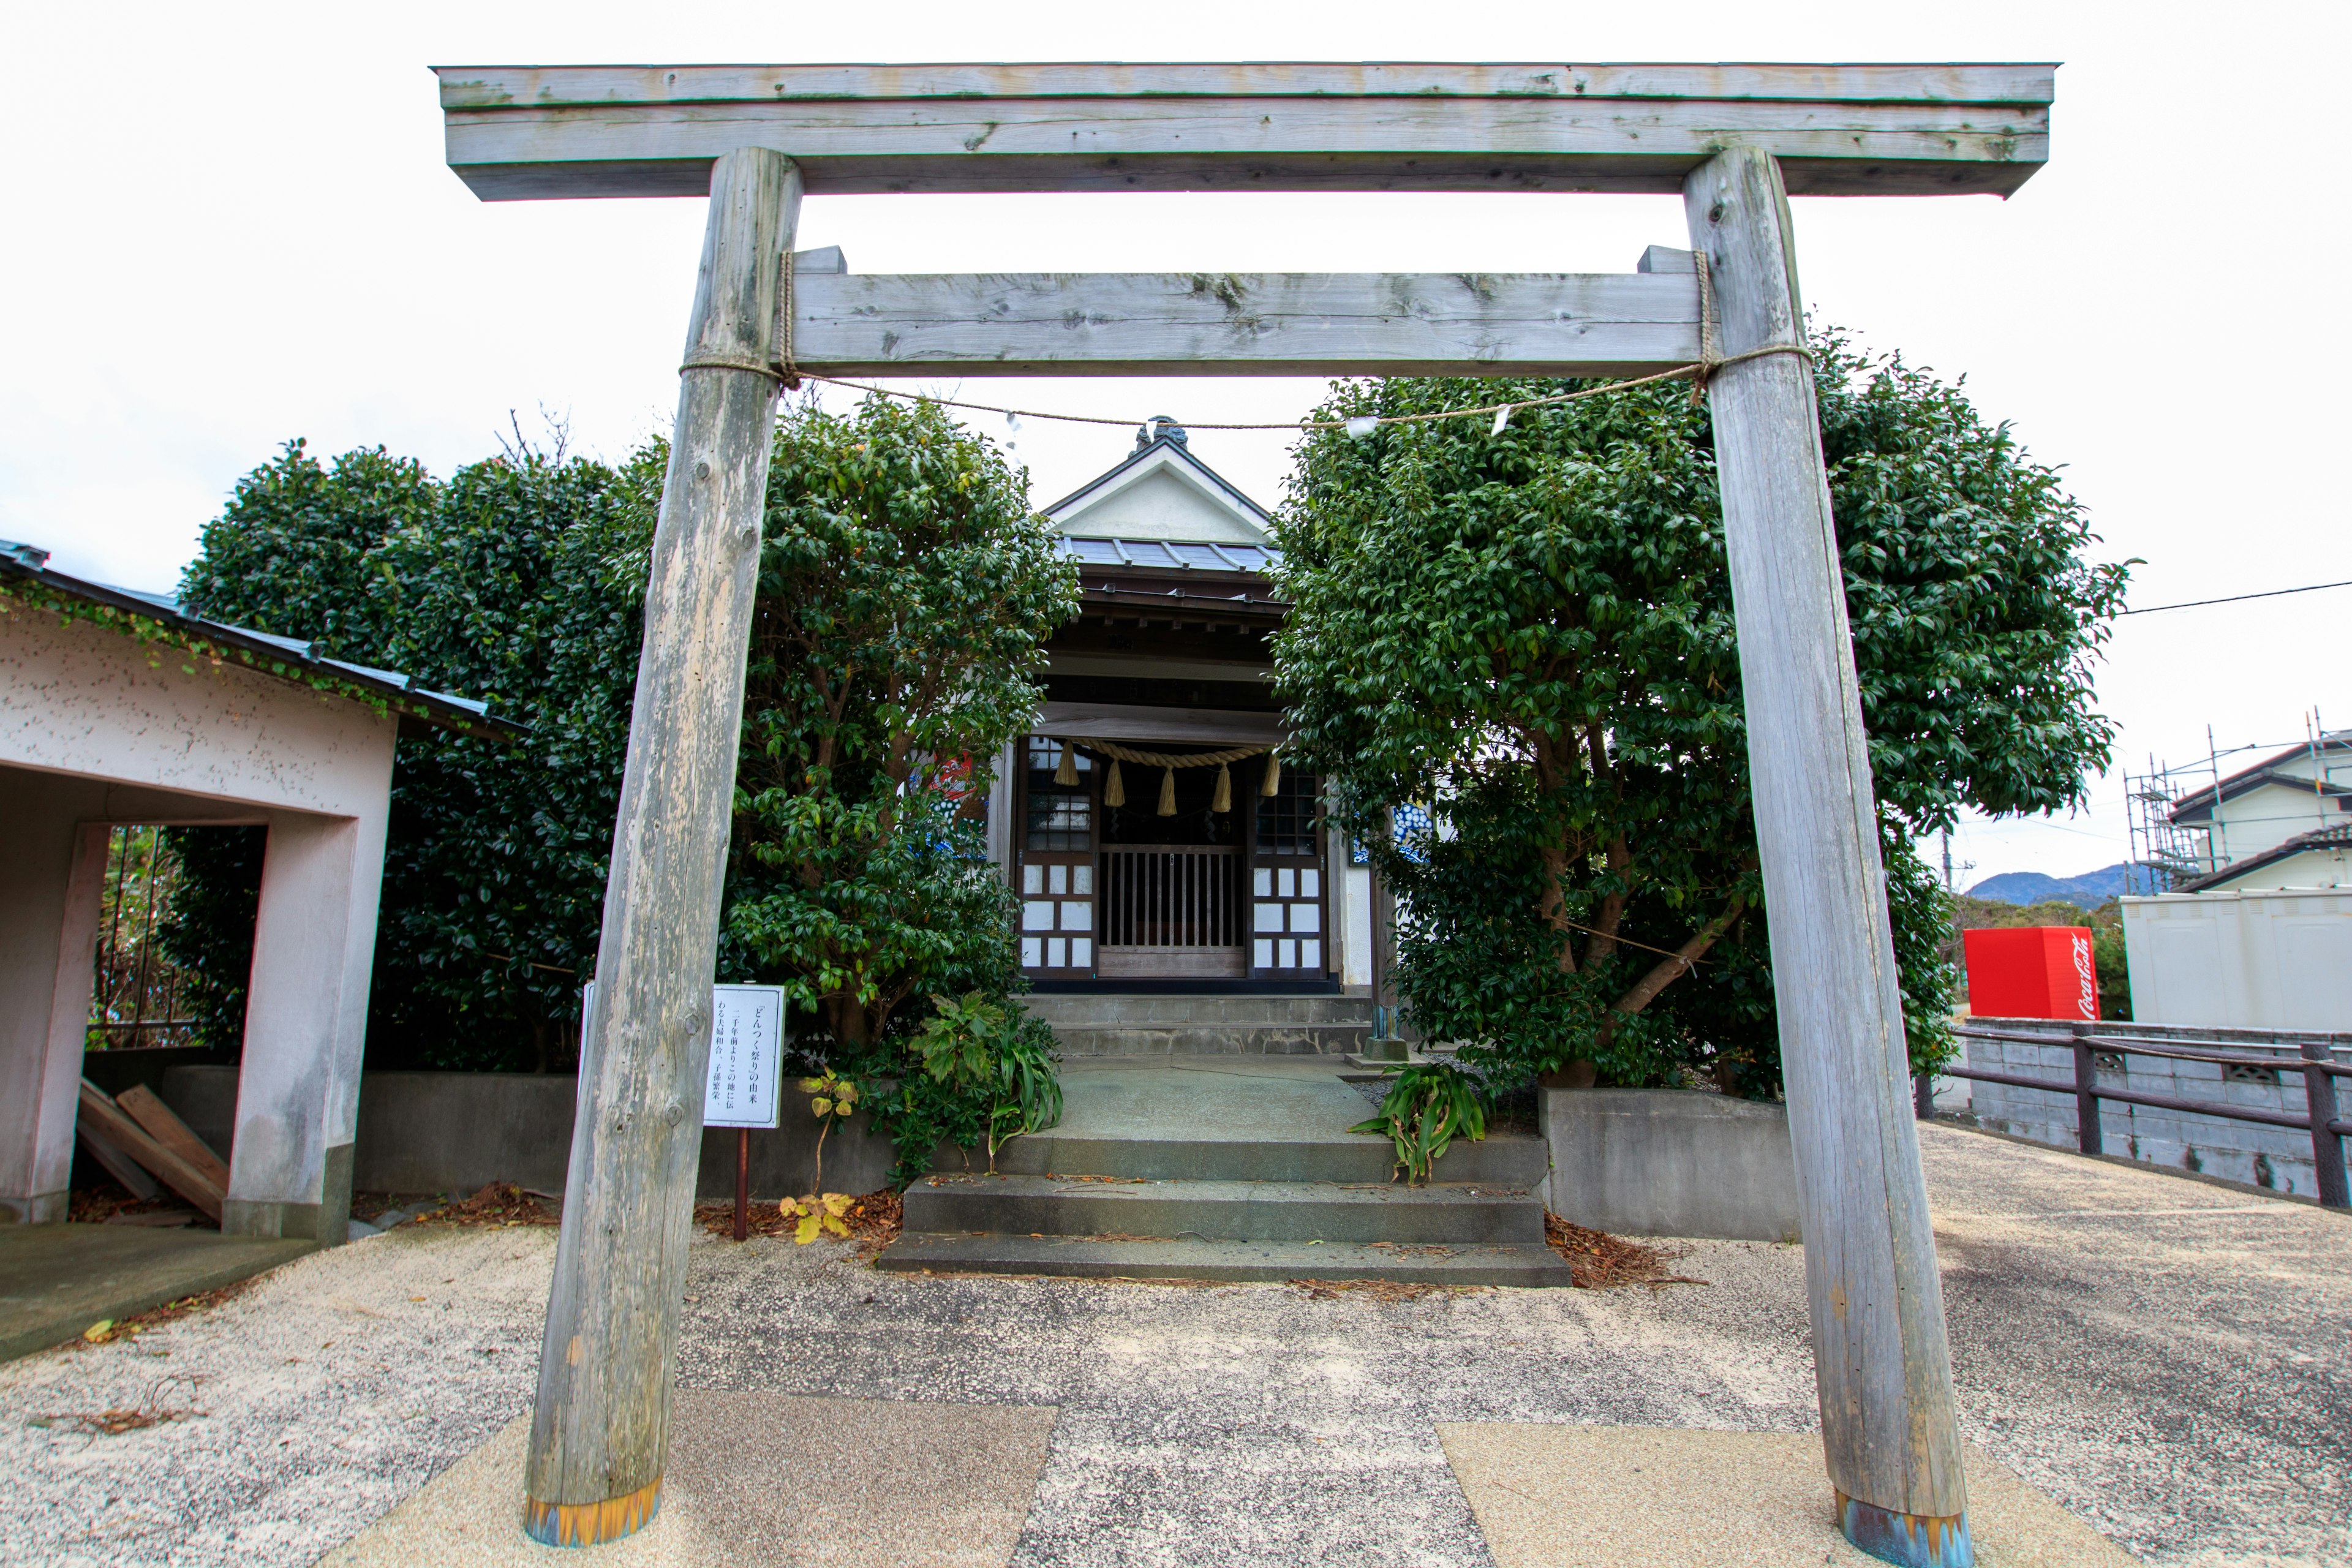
[993,1127,1550,1186]
[873,1232,1576,1287]
[901,1173,1547,1245]
[1020,992,1378,1056]
[1020,993,1374,1027]
[1047,1023,1372,1057]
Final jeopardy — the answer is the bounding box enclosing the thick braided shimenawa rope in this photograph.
[1063,739,1268,770]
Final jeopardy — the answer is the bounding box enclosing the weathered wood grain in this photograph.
[522,146,799,1545]
[116,1083,231,1191]
[790,270,1700,377]
[76,1080,224,1220]
[435,64,2051,200]
[1684,147,1971,1541]
[437,61,2055,109]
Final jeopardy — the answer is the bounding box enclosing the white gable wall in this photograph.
[1050,447,1270,545]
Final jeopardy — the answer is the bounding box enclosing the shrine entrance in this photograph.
[1015,736,1330,983]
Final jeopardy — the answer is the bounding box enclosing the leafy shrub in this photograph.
[1275,339,2125,1096]
[1349,1061,1487,1183]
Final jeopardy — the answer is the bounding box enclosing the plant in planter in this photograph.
[1350,1061,1487,1183]
[911,992,1064,1172]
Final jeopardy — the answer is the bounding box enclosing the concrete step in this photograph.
[1022,992,1375,1055]
[874,1232,1576,1287]
[993,1127,1550,1186]
[901,1173,1546,1245]
[1022,993,1374,1027]
[1047,1023,1372,1056]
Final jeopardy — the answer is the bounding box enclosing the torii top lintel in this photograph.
[434,61,2052,203]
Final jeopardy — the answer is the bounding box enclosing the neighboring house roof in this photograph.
[1043,418,1276,548]
[2169,735,2352,824]
[0,538,518,740]
[2177,823,2352,892]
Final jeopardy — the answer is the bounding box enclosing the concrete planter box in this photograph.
[152,1065,898,1202]
[1538,1087,1801,1242]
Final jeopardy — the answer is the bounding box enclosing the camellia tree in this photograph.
[718,395,1080,1048]
[172,435,655,1069]
[166,399,1079,1128]
[1274,339,2128,1092]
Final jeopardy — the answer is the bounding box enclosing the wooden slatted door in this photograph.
[1098,845,1245,978]
[1251,769,1327,977]
[1018,737,1096,976]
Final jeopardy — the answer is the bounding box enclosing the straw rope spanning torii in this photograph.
[435,60,2055,1567]
[1050,737,1280,815]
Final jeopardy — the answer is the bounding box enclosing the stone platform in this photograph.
[883,1058,1571,1285]
[1018,991,1374,1056]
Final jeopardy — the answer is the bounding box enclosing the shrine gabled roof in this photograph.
[1042,420,1275,549]
[1060,536,1280,573]
[0,538,519,740]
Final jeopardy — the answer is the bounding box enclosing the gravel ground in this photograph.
[1,1123,2345,1567]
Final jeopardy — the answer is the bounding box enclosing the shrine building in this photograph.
[984,418,1368,993]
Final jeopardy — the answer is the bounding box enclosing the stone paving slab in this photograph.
[1439,1423,2137,1567]
[0,1223,313,1363]
[318,1392,1057,1567]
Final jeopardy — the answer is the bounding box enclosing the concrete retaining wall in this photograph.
[1538,1087,1801,1242]
[152,1065,898,1202]
[1964,1019,2352,1199]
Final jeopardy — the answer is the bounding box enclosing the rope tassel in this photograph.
[1211,763,1232,813]
[1052,745,1078,787]
[1104,760,1125,808]
[1157,766,1177,816]
[1262,752,1282,797]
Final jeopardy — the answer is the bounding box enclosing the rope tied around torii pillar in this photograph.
[1050,737,1281,816]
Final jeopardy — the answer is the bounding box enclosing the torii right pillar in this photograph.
[1686,146,1973,1568]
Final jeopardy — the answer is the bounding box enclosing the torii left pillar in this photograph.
[522,145,799,1546]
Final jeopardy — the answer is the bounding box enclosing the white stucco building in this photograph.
[0,540,506,1238]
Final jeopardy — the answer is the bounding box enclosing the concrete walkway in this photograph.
[0,1223,312,1363]
[0,1123,2343,1566]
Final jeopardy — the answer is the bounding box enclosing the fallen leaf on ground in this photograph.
[1545,1212,1706,1289]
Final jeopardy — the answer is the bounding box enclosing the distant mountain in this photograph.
[1964,863,2136,908]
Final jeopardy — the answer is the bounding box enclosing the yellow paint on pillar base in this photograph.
[521,1477,663,1547]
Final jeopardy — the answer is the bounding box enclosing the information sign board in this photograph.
[703,985,785,1129]
[577,981,786,1129]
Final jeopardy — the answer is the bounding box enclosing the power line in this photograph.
[2119,579,2352,616]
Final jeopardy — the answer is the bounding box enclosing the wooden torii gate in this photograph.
[434,61,2050,1567]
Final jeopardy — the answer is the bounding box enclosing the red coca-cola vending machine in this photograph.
[1961,926,2100,1021]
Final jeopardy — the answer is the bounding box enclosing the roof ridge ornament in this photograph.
[1136,414,1187,450]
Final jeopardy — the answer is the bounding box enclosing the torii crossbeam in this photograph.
[438,61,2051,1567]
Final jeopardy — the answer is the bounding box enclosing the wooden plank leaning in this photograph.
[116,1084,233,1191]
[1684,145,1973,1568]
[75,1080,225,1221]
[519,145,799,1549]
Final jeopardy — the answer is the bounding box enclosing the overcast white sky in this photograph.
[3,1,2344,889]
